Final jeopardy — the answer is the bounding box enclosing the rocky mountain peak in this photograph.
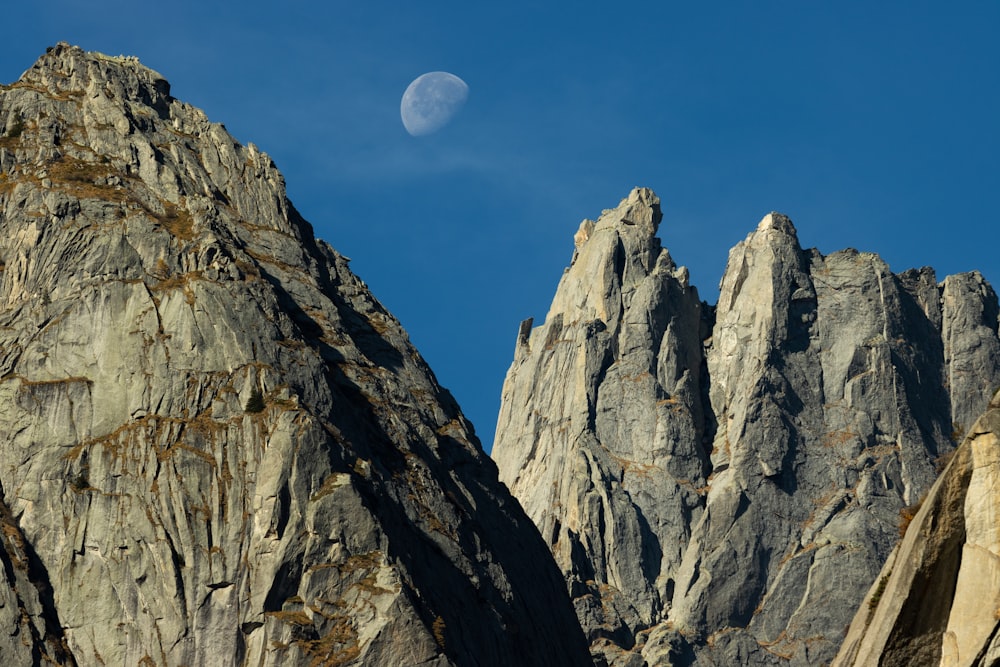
[2,41,297,248]
[612,186,661,233]
[551,187,674,332]
[495,187,709,664]
[493,187,1000,665]
[0,45,592,666]
[21,42,172,109]
[755,210,797,236]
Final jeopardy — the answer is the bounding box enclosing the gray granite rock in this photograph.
[494,188,710,664]
[0,44,591,666]
[493,190,1000,665]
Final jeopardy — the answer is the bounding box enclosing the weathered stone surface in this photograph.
[0,44,592,666]
[493,190,1000,665]
[833,390,1000,667]
[494,188,710,663]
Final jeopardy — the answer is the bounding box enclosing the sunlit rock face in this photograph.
[493,188,1000,666]
[0,43,592,667]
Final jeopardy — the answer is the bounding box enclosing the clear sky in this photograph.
[2,2,997,452]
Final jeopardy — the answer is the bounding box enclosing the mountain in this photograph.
[0,43,592,666]
[833,390,1000,667]
[492,188,1000,665]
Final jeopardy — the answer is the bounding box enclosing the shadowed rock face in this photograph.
[0,44,592,666]
[492,188,1000,666]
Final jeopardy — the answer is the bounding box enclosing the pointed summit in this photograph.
[613,186,661,233]
[756,210,797,236]
[548,187,676,330]
[494,189,708,665]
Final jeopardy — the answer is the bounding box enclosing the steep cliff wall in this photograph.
[493,188,1000,665]
[833,390,1000,667]
[0,44,592,666]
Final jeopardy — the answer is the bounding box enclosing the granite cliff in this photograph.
[492,188,1000,665]
[833,390,1000,667]
[0,44,592,666]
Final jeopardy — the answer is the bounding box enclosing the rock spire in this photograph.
[493,188,1000,665]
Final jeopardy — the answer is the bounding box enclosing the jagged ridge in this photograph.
[493,188,1000,666]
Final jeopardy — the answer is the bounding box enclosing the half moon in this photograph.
[400,72,469,136]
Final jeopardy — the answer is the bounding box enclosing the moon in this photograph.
[400,72,469,136]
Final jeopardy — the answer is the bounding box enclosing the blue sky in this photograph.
[2,2,997,452]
